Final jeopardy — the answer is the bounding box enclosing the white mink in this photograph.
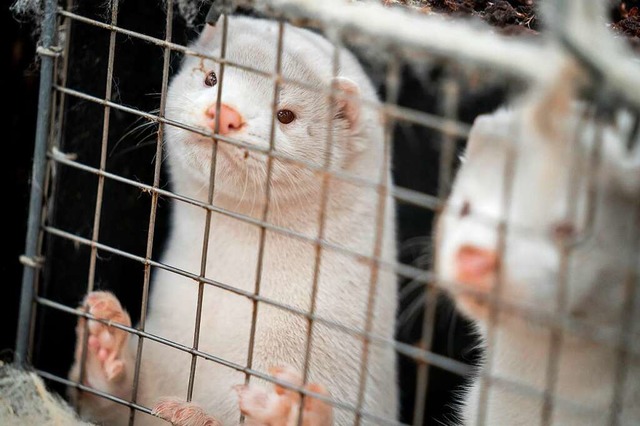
[69,16,398,426]
[436,64,640,425]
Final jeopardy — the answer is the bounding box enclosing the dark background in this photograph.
[2,1,518,424]
[4,3,39,359]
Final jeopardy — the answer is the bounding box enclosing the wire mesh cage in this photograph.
[14,0,640,425]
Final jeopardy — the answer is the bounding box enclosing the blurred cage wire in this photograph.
[14,0,640,425]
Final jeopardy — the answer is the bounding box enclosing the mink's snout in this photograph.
[205,103,244,135]
[454,244,499,291]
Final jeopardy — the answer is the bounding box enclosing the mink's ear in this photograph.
[331,77,360,132]
[528,61,584,143]
[196,17,223,47]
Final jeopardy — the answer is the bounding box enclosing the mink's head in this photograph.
[164,16,381,210]
[436,76,640,337]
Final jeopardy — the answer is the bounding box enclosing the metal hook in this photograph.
[206,0,236,26]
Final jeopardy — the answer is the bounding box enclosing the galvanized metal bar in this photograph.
[128,1,174,424]
[85,0,119,301]
[436,78,460,199]
[296,34,341,426]
[608,197,640,426]
[186,13,229,402]
[474,106,520,426]
[25,0,77,370]
[354,58,400,426]
[36,369,156,416]
[540,106,601,426]
[243,19,285,398]
[24,0,73,366]
[412,76,461,426]
[76,1,119,409]
[15,0,59,364]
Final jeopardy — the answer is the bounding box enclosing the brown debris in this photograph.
[388,0,538,30]
[385,1,640,49]
[611,1,640,50]
[485,1,525,26]
[613,13,640,38]
[496,23,537,37]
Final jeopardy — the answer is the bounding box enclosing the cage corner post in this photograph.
[15,0,58,366]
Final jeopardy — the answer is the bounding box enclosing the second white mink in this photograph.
[436,65,640,425]
[69,16,398,425]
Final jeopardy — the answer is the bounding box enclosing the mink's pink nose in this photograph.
[205,103,244,134]
[454,245,498,289]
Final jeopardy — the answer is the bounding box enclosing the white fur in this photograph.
[436,66,640,425]
[71,16,398,425]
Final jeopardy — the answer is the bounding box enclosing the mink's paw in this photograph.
[71,291,131,384]
[152,397,222,426]
[236,366,332,426]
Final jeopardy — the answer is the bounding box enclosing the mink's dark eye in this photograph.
[204,71,217,87]
[277,109,296,124]
[460,200,471,218]
[552,221,576,241]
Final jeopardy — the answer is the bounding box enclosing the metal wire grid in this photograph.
[15,0,640,425]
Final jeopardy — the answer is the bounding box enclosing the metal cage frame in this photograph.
[15,0,640,425]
